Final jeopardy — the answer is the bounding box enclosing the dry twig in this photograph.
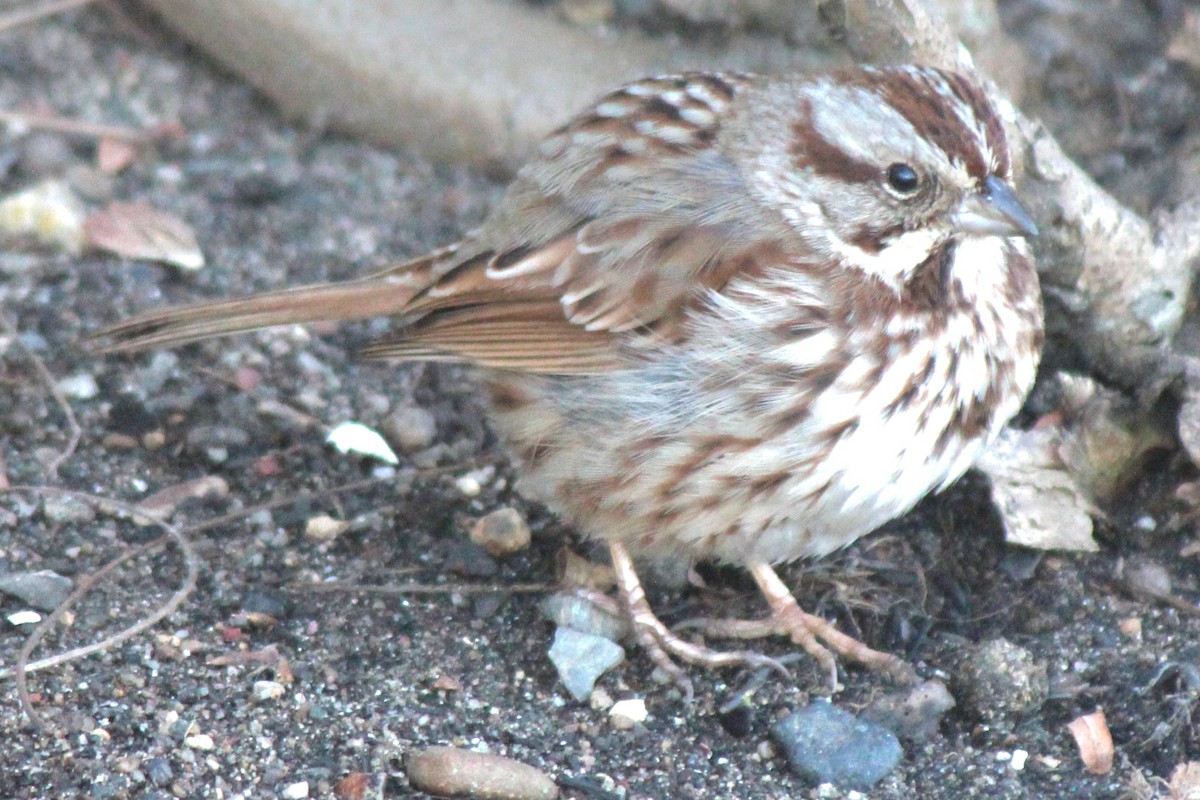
[0,0,93,34]
[0,487,199,731]
[0,312,80,477]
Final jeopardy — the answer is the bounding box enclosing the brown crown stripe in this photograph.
[862,69,990,182]
[789,97,879,184]
[944,71,1010,177]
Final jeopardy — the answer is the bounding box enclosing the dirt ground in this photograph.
[2,4,1199,799]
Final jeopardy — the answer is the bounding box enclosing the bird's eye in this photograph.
[886,163,921,195]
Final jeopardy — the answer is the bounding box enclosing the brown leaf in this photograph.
[333,772,370,800]
[1067,710,1114,775]
[97,137,139,174]
[84,201,204,270]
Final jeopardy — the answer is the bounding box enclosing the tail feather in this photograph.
[90,276,426,353]
[89,247,455,353]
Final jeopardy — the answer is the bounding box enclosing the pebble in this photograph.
[539,593,630,642]
[861,679,956,742]
[383,404,437,452]
[770,700,903,790]
[7,610,42,626]
[145,756,173,786]
[0,569,73,611]
[333,772,370,799]
[445,540,499,579]
[326,421,399,464]
[470,507,532,557]
[184,733,214,750]
[406,746,558,800]
[456,475,482,497]
[42,494,96,524]
[547,626,625,702]
[241,587,290,621]
[609,698,647,729]
[19,132,75,176]
[304,514,350,543]
[253,680,286,701]
[281,781,310,799]
[55,372,98,400]
[951,637,1048,728]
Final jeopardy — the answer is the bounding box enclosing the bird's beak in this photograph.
[954,175,1038,238]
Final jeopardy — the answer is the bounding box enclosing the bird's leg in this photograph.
[687,561,916,687]
[605,542,788,701]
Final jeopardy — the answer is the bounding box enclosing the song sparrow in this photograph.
[94,66,1043,697]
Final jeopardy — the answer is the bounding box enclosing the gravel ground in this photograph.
[1,6,1198,800]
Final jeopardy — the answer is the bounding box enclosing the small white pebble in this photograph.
[455,476,481,497]
[55,373,98,400]
[609,698,647,729]
[253,680,286,701]
[184,734,214,750]
[1011,749,1028,771]
[281,781,309,799]
[1134,515,1156,531]
[304,514,348,543]
[7,610,41,626]
[995,750,1011,762]
[326,421,398,464]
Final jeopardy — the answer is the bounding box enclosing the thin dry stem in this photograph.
[0,312,80,477]
[1,487,199,732]
[0,0,93,34]
[0,109,151,143]
[295,581,552,595]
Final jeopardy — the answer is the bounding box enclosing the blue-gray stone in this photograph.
[547,626,625,702]
[0,570,73,611]
[771,699,903,790]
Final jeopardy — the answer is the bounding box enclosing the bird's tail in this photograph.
[90,251,446,353]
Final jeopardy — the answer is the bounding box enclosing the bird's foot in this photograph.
[600,542,790,702]
[681,561,916,690]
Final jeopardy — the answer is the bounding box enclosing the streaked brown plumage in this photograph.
[94,66,1043,696]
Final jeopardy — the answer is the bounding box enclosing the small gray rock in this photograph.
[548,626,624,702]
[470,507,531,557]
[0,570,73,611]
[539,593,630,642]
[951,637,1048,728]
[383,404,437,453]
[862,679,956,742]
[42,494,96,524]
[771,700,903,790]
[55,373,99,400]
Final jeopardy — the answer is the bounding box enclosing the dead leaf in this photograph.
[1067,710,1114,775]
[135,475,229,522]
[84,201,204,270]
[1170,762,1200,800]
[97,137,139,173]
[556,547,615,590]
